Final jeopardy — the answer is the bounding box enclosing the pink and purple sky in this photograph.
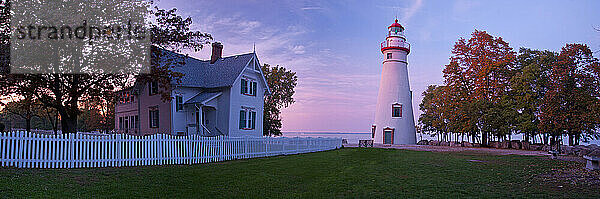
[157,0,600,133]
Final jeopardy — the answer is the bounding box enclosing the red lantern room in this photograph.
[388,19,405,37]
[381,19,410,54]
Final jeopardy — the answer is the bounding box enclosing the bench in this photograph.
[584,155,600,170]
[359,140,373,148]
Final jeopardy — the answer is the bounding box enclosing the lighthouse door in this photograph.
[383,129,394,144]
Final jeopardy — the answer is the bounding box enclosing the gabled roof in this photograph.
[185,91,222,105]
[170,52,255,88]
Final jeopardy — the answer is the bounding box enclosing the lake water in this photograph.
[282,132,600,146]
[282,132,371,144]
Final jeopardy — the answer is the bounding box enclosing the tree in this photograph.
[446,30,517,144]
[0,3,212,134]
[509,48,556,143]
[261,64,297,136]
[0,0,9,73]
[0,95,43,132]
[419,85,449,140]
[139,7,213,102]
[539,44,600,146]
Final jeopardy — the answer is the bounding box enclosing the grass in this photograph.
[0,148,598,198]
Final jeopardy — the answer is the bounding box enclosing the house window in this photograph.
[148,81,158,95]
[241,78,257,96]
[387,53,392,59]
[176,96,183,111]
[239,109,257,130]
[149,109,159,128]
[392,103,402,118]
[119,117,124,129]
[250,82,257,96]
[134,115,139,128]
[129,116,136,129]
[124,116,129,129]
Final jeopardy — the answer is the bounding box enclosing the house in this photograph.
[114,43,270,137]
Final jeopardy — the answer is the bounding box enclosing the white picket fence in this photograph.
[0,131,342,168]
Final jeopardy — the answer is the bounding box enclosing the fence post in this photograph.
[16,131,22,168]
[220,136,225,161]
[265,137,268,157]
[244,136,248,158]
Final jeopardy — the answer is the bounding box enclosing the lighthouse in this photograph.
[372,19,416,145]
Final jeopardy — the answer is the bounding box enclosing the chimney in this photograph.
[211,42,223,64]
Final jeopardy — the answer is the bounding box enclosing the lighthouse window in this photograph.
[387,53,392,59]
[392,104,402,118]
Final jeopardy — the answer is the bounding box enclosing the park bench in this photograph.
[583,150,600,170]
[359,140,373,148]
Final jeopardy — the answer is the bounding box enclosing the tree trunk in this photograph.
[25,118,31,133]
[60,115,77,134]
[482,132,488,146]
[53,113,58,135]
[568,134,574,146]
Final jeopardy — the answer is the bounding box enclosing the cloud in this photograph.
[300,6,324,10]
[377,0,423,24]
[289,45,306,54]
[401,0,423,24]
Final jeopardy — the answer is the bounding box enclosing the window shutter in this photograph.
[399,105,402,117]
[148,110,152,128]
[251,111,256,129]
[153,82,157,95]
[252,82,257,96]
[241,79,247,94]
[130,116,134,129]
[239,110,246,129]
[176,96,183,111]
[155,110,159,128]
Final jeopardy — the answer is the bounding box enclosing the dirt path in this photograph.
[344,144,550,156]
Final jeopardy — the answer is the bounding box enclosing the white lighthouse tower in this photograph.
[372,19,416,145]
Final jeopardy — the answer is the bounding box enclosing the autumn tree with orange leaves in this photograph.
[539,44,600,146]
[437,30,516,145]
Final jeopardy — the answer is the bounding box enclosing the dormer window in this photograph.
[392,103,402,118]
[241,78,257,96]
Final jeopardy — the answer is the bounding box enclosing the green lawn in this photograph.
[0,148,598,198]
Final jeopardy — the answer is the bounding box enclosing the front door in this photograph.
[384,129,393,144]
